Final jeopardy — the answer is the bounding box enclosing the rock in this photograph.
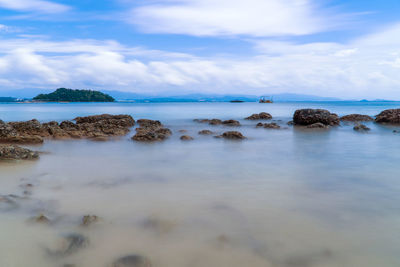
[218,131,246,140]
[34,214,50,224]
[132,120,172,142]
[293,109,340,126]
[222,120,241,126]
[178,129,187,133]
[81,215,99,226]
[307,122,328,129]
[340,114,374,122]
[136,119,162,129]
[74,114,135,127]
[0,145,39,160]
[256,122,264,127]
[193,119,210,123]
[353,123,370,131]
[263,123,280,129]
[245,112,272,120]
[180,135,194,141]
[198,130,213,135]
[375,109,400,124]
[209,119,222,125]
[287,121,294,125]
[112,255,152,267]
[48,233,89,257]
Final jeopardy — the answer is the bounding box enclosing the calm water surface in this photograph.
[1,102,400,267]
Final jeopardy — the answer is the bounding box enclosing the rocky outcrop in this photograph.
[256,122,280,129]
[0,145,39,160]
[375,109,400,124]
[0,114,135,144]
[112,255,152,267]
[180,135,194,141]
[222,120,240,126]
[245,112,272,120]
[353,123,370,131]
[132,119,171,142]
[209,119,222,125]
[198,130,213,135]
[293,109,340,126]
[218,131,246,140]
[340,114,373,122]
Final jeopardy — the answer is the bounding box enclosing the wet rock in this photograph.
[180,135,194,141]
[307,122,328,129]
[198,130,213,135]
[193,119,210,123]
[222,120,241,126]
[293,109,340,126]
[132,120,172,142]
[375,109,400,124]
[209,119,222,125]
[75,114,135,127]
[218,131,246,140]
[34,214,50,224]
[263,123,280,129]
[112,255,152,267]
[0,145,39,160]
[340,114,373,122]
[353,123,370,131]
[81,215,99,226]
[136,119,162,129]
[48,233,89,257]
[245,112,272,120]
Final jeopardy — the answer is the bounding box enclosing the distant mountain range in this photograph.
[0,88,397,102]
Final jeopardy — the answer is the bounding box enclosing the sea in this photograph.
[1,101,400,267]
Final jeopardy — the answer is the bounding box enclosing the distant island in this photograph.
[33,88,115,102]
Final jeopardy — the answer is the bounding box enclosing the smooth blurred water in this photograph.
[1,102,400,267]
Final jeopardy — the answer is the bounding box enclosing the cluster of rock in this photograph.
[245,112,272,120]
[0,145,39,160]
[256,122,280,129]
[375,109,400,124]
[0,114,135,144]
[132,119,172,142]
[340,114,373,122]
[194,118,241,126]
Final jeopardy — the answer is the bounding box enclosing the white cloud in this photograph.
[129,0,337,37]
[1,23,400,99]
[0,0,70,14]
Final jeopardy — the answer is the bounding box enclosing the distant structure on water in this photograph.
[259,96,273,103]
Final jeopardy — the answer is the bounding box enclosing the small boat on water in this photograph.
[259,96,273,103]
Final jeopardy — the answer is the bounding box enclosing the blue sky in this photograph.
[0,0,400,99]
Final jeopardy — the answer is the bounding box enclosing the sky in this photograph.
[0,0,400,99]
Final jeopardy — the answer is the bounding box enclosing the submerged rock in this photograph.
[112,255,152,267]
[245,112,272,120]
[48,233,89,257]
[198,130,213,135]
[180,135,194,141]
[340,114,373,122]
[307,122,328,129]
[293,109,340,126]
[222,120,241,126]
[218,131,246,140]
[81,215,99,226]
[209,119,222,125]
[375,109,400,124]
[261,122,280,129]
[34,214,50,224]
[353,123,370,131]
[0,145,39,160]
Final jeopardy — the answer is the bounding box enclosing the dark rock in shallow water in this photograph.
[0,145,39,160]
[218,131,246,140]
[209,119,222,125]
[193,119,210,123]
[307,122,328,129]
[132,119,172,142]
[375,109,400,124]
[48,233,89,257]
[340,114,373,122]
[180,135,194,141]
[81,215,99,226]
[293,109,339,126]
[136,119,162,129]
[34,214,50,224]
[263,123,280,129]
[245,112,272,120]
[112,255,152,267]
[198,130,213,135]
[353,123,370,131]
[222,120,241,126]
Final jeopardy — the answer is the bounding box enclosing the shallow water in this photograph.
[1,102,400,267]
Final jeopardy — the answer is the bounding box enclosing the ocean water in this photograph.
[1,101,400,267]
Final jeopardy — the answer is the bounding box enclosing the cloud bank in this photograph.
[129,0,335,37]
[0,0,70,14]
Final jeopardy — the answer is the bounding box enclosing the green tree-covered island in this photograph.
[33,88,115,102]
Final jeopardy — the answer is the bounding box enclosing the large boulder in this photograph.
[0,145,39,160]
[293,109,340,126]
[375,109,400,124]
[340,114,373,122]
